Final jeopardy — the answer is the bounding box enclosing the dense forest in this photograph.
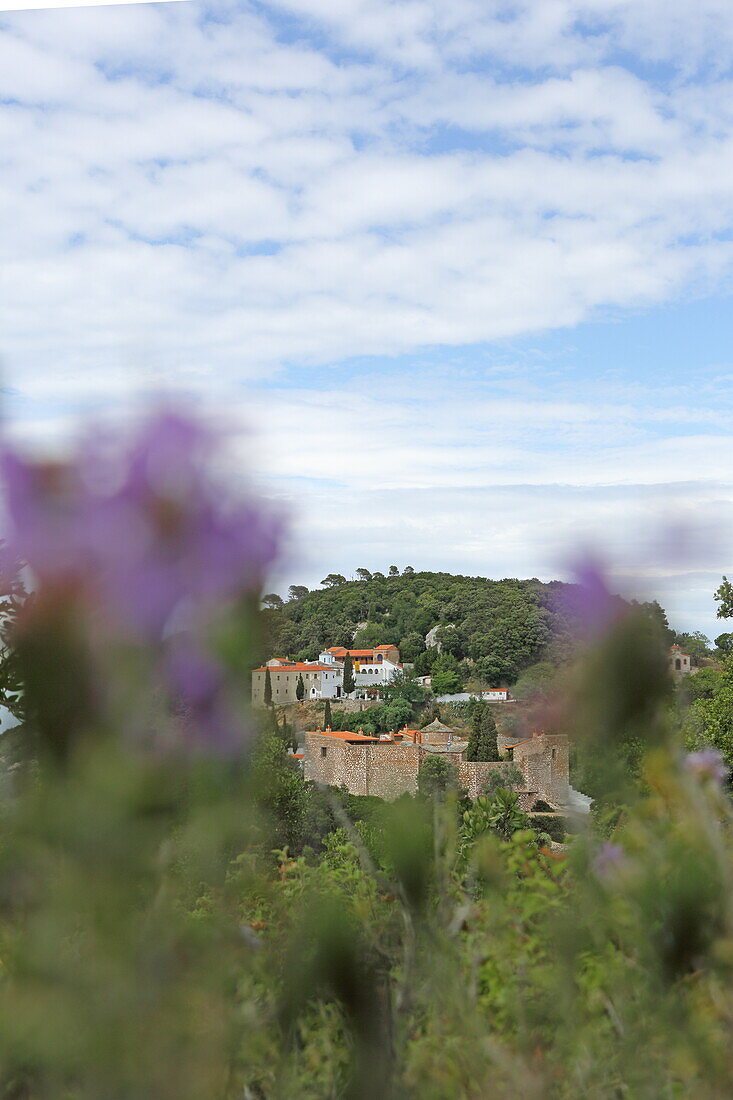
[261,568,671,690]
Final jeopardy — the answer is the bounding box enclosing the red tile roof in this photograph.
[253,663,334,672]
[306,729,380,742]
[326,646,398,658]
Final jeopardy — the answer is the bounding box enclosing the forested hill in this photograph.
[260,569,672,690]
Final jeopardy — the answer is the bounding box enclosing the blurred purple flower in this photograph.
[1,408,282,756]
[685,748,728,785]
[164,636,244,755]
[2,409,283,640]
[569,553,619,637]
[593,842,626,881]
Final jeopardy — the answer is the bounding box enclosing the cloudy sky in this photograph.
[1,0,733,635]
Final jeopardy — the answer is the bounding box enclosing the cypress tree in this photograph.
[343,654,355,696]
[280,713,297,753]
[323,698,333,729]
[296,674,305,701]
[467,702,500,761]
[264,667,272,706]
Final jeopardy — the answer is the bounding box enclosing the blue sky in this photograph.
[1,0,733,637]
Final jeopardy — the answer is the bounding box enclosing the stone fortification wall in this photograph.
[367,742,420,799]
[457,760,505,801]
[513,734,569,805]
[303,733,420,797]
[304,730,569,808]
[303,732,357,789]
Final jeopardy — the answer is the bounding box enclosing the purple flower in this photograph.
[685,748,728,785]
[2,408,283,640]
[568,552,620,638]
[593,842,626,881]
[1,406,283,755]
[164,636,245,755]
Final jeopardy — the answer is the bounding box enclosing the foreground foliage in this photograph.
[0,409,732,1097]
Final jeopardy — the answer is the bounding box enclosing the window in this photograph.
[321,746,327,758]
[675,659,681,670]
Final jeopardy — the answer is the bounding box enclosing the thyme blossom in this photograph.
[592,842,626,881]
[1,409,283,753]
[685,748,728,785]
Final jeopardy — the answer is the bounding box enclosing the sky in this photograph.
[1,0,733,637]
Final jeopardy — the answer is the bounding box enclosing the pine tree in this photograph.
[343,654,355,696]
[323,698,333,730]
[296,674,305,701]
[264,667,272,707]
[467,702,500,761]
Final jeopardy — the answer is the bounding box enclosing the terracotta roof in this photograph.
[306,729,380,742]
[326,646,396,658]
[254,663,334,673]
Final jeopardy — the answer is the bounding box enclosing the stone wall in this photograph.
[367,742,420,798]
[513,734,569,805]
[304,730,569,808]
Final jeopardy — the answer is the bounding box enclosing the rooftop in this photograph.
[306,729,380,742]
[254,662,335,673]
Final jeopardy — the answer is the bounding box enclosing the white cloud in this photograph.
[1,0,733,630]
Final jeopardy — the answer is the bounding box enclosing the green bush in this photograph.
[530,814,568,842]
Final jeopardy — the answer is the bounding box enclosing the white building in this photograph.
[669,645,692,676]
[251,659,343,704]
[319,646,403,697]
[353,657,402,694]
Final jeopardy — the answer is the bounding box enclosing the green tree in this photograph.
[674,631,712,661]
[715,576,733,619]
[343,654,355,696]
[512,661,555,701]
[279,712,298,753]
[430,670,461,695]
[637,599,675,646]
[688,656,733,764]
[251,730,309,852]
[264,667,272,707]
[262,593,284,610]
[288,585,309,601]
[355,568,372,582]
[296,674,305,701]
[353,623,389,648]
[321,573,346,588]
[715,633,733,656]
[388,565,399,576]
[323,698,333,729]
[398,631,425,663]
[466,702,500,761]
[417,754,457,798]
[377,669,428,705]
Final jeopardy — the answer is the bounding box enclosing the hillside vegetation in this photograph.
[261,568,670,689]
